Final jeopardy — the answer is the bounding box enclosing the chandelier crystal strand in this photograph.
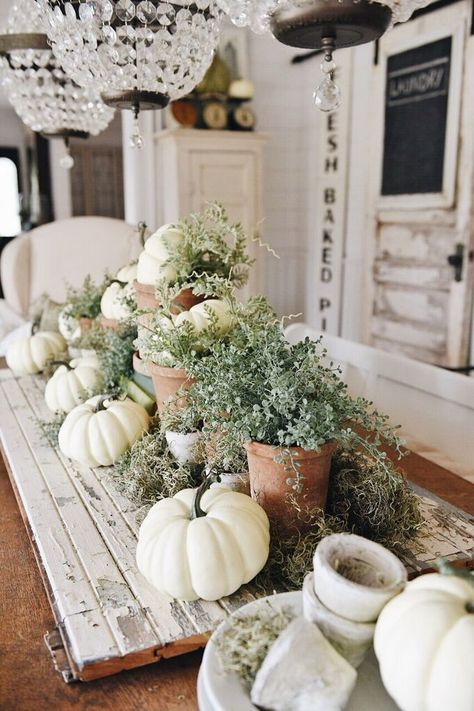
[0,0,114,143]
[37,0,223,146]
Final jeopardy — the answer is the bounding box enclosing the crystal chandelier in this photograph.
[36,0,223,147]
[217,0,434,111]
[0,0,114,168]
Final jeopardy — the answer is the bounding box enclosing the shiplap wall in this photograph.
[248,33,320,318]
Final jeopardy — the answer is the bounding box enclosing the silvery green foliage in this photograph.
[185,315,402,479]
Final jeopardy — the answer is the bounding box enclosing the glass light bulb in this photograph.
[60,153,75,169]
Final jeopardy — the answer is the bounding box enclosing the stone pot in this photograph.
[100,316,120,331]
[165,430,201,464]
[303,572,375,668]
[244,440,336,534]
[147,361,195,415]
[313,533,407,623]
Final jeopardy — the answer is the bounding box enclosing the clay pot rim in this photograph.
[133,279,157,294]
[147,360,191,379]
[245,440,337,460]
[100,316,120,329]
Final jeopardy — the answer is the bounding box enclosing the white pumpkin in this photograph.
[58,395,150,467]
[136,224,184,286]
[374,572,474,711]
[174,299,233,337]
[100,281,135,321]
[116,262,138,283]
[44,356,101,414]
[6,331,66,376]
[136,481,270,601]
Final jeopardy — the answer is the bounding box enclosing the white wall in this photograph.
[248,33,321,318]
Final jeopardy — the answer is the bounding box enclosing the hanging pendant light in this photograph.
[36,0,223,147]
[217,0,433,111]
[0,0,115,168]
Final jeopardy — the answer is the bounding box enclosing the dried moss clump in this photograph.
[327,449,424,549]
[256,448,424,592]
[215,603,294,688]
[112,426,198,506]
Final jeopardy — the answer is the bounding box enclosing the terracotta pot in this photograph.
[78,317,93,331]
[245,440,337,533]
[133,351,150,377]
[100,316,120,331]
[147,361,195,414]
[133,280,160,311]
[133,281,205,314]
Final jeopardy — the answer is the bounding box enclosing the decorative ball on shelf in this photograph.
[229,105,256,131]
[58,395,150,467]
[136,475,270,601]
[6,330,66,376]
[44,356,101,414]
[374,569,474,711]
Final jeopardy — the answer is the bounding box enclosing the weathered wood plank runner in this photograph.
[0,372,473,682]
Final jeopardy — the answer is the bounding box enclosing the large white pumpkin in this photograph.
[45,356,101,414]
[58,395,150,467]
[6,331,66,376]
[136,224,184,286]
[374,572,474,711]
[174,299,233,337]
[136,482,270,601]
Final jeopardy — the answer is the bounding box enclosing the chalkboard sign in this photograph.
[381,36,452,196]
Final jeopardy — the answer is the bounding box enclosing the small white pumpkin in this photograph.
[174,299,233,337]
[136,224,184,286]
[100,281,135,321]
[374,572,474,711]
[136,478,270,601]
[116,262,138,283]
[58,395,150,467]
[44,356,101,414]
[6,330,66,376]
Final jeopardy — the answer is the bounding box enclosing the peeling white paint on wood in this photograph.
[1,372,473,680]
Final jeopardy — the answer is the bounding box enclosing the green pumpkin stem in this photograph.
[31,319,41,335]
[191,468,220,520]
[94,394,114,413]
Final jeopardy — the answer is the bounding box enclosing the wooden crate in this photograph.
[0,372,473,682]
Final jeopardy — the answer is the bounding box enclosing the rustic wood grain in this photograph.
[1,369,473,704]
[0,455,201,711]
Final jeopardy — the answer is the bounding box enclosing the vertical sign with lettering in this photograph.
[313,59,351,335]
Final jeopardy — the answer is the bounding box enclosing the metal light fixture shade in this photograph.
[270,0,392,50]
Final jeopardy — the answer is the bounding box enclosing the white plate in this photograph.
[197,591,400,711]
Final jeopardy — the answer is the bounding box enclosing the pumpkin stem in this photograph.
[94,394,114,413]
[435,558,474,586]
[31,319,41,336]
[191,468,220,520]
[467,601,474,614]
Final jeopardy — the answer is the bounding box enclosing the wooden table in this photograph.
[1,443,473,711]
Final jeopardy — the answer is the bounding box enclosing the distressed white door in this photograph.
[365,0,474,367]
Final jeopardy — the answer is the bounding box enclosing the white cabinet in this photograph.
[154,128,266,296]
